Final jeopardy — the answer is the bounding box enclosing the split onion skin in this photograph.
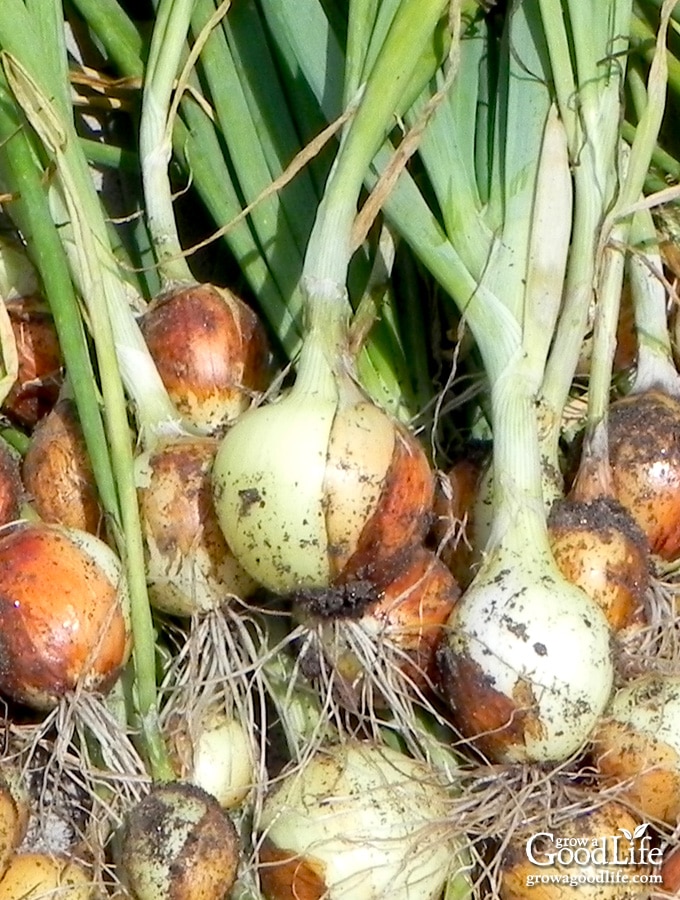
[136,435,256,616]
[294,546,459,699]
[139,283,271,433]
[0,522,130,709]
[498,801,646,899]
[120,782,240,900]
[591,674,680,824]
[607,390,680,560]
[2,296,62,429]
[548,497,649,632]
[0,854,91,900]
[22,398,103,537]
[258,740,462,900]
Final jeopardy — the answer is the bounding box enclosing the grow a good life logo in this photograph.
[524,822,665,891]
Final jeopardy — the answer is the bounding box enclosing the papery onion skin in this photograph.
[0,853,91,900]
[258,740,463,900]
[2,296,63,429]
[548,497,649,632]
[22,398,103,537]
[139,283,270,433]
[0,522,130,709]
[591,674,680,824]
[213,396,434,594]
[0,443,22,529]
[294,546,459,700]
[498,801,646,899]
[607,390,680,560]
[120,782,240,900]
[437,550,614,764]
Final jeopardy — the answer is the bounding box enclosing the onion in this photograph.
[498,800,650,899]
[0,853,91,900]
[293,546,459,701]
[119,782,240,900]
[136,435,256,616]
[139,284,271,434]
[591,673,680,824]
[22,398,103,537]
[2,295,62,429]
[548,496,649,632]
[607,390,680,560]
[0,441,22,529]
[0,768,29,880]
[258,739,467,900]
[0,521,130,709]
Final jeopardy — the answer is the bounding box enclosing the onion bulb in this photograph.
[2,296,62,429]
[498,801,648,899]
[119,782,240,900]
[0,441,22,529]
[607,390,680,560]
[139,284,271,434]
[212,317,434,594]
[0,768,29,880]
[136,435,257,615]
[0,854,91,900]
[258,739,466,900]
[548,497,649,632]
[592,673,680,824]
[22,398,103,537]
[293,547,459,700]
[0,522,130,709]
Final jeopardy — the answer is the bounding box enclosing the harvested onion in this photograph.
[139,284,270,434]
[258,739,466,900]
[0,854,91,900]
[120,782,240,900]
[136,435,256,616]
[0,522,130,709]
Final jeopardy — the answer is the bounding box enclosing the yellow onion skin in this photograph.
[0,522,131,709]
[0,854,91,900]
[0,769,29,881]
[592,674,680,824]
[548,497,649,632]
[2,296,63,429]
[607,390,680,560]
[136,436,256,616]
[120,782,240,900]
[294,547,460,701]
[139,284,271,434]
[213,395,434,595]
[498,801,648,899]
[22,398,103,537]
[258,740,464,900]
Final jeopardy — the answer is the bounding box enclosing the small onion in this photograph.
[591,673,680,824]
[258,740,465,900]
[498,801,648,899]
[607,390,680,560]
[548,497,649,632]
[139,283,271,433]
[294,547,459,700]
[0,522,130,709]
[136,435,256,616]
[2,296,62,429]
[22,398,103,537]
[119,782,240,900]
[0,853,91,900]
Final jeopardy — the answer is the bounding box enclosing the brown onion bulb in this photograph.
[136,435,257,616]
[592,674,680,824]
[294,547,459,701]
[548,497,649,631]
[0,522,131,709]
[119,782,240,900]
[22,398,103,537]
[0,853,91,900]
[498,801,649,899]
[139,284,271,434]
[2,296,62,429]
[607,390,680,560]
